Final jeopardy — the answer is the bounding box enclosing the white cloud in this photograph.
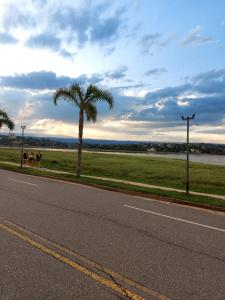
[122,89,149,97]
[17,100,40,119]
[28,119,76,136]
[182,25,216,46]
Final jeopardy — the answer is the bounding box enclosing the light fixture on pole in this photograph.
[181,114,196,195]
[20,125,26,168]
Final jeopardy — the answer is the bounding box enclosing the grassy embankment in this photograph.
[0,147,225,209]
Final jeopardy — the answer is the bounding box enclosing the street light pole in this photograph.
[181,114,195,195]
[20,125,26,168]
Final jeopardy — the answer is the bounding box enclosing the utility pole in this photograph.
[20,125,26,168]
[181,114,196,195]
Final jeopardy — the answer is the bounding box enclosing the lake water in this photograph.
[25,147,225,166]
[89,151,225,166]
[138,153,225,166]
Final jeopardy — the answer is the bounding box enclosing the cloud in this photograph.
[1,1,128,57]
[0,32,18,44]
[2,68,225,134]
[182,25,215,46]
[2,2,36,30]
[111,83,145,90]
[75,73,104,85]
[49,2,126,48]
[0,71,103,90]
[105,66,128,80]
[1,69,225,142]
[26,32,61,51]
[140,33,161,54]
[0,87,80,127]
[197,127,225,135]
[125,23,142,40]
[25,32,75,59]
[0,71,72,90]
[140,33,174,54]
[104,47,116,56]
[59,49,75,60]
[90,8,125,44]
[143,84,192,103]
[130,69,225,127]
[133,95,225,125]
[51,6,90,47]
[0,67,130,90]
[0,85,140,134]
[0,0,143,63]
[189,69,225,94]
[190,69,225,83]
[144,68,167,77]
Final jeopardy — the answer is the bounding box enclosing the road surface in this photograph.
[0,169,225,299]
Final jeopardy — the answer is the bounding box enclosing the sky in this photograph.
[0,0,225,143]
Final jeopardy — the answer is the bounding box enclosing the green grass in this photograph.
[0,161,225,210]
[0,147,225,196]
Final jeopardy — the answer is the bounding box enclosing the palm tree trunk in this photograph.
[76,109,84,176]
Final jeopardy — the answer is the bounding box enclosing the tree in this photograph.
[53,83,114,176]
[0,109,14,130]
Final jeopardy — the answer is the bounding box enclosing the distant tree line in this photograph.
[1,135,225,155]
[83,142,225,154]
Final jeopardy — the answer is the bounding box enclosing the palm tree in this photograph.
[53,83,114,176]
[0,109,14,130]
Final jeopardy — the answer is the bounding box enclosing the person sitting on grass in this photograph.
[36,151,42,167]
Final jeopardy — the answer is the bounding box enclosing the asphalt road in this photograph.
[0,169,225,300]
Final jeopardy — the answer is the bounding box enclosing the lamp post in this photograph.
[20,125,26,168]
[181,114,196,195]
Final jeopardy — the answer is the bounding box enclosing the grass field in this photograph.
[0,147,225,196]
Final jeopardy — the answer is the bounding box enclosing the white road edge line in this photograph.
[124,204,225,233]
[8,178,38,187]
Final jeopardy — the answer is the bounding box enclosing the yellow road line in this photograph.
[0,222,144,300]
[3,218,169,300]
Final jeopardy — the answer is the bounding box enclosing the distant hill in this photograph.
[47,137,149,145]
[0,134,151,145]
[0,134,224,154]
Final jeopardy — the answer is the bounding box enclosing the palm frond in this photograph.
[84,103,97,122]
[85,85,114,108]
[71,83,84,104]
[0,109,14,130]
[53,88,78,106]
[85,84,94,101]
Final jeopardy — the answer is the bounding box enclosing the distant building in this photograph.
[190,148,200,154]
